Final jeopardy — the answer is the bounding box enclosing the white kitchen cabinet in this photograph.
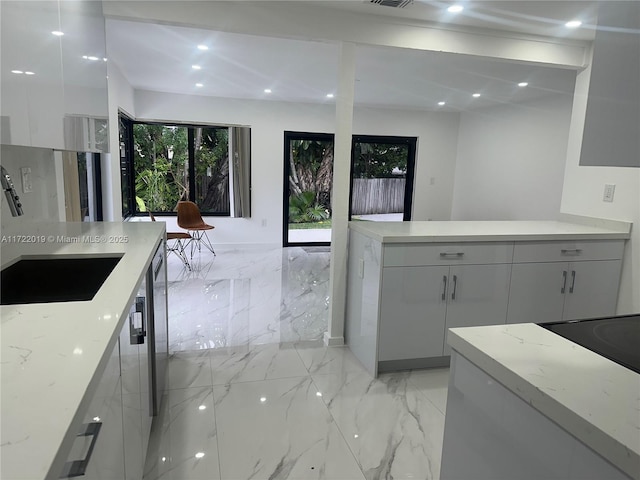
[379,263,511,361]
[378,243,513,366]
[507,240,624,324]
[345,224,629,377]
[379,265,449,361]
[506,262,566,324]
[120,287,152,480]
[562,260,622,320]
[441,352,632,480]
[0,1,109,150]
[60,342,125,479]
[443,264,511,355]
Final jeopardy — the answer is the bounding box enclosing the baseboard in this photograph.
[323,332,345,346]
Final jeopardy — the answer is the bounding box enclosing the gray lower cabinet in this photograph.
[506,241,624,324]
[379,263,511,362]
[441,352,632,480]
[346,232,625,377]
[379,265,449,361]
[120,283,153,480]
[60,343,124,479]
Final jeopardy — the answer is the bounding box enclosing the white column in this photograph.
[325,42,356,346]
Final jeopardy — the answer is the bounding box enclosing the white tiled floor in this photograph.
[144,246,449,480]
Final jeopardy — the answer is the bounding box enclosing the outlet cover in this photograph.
[603,184,615,202]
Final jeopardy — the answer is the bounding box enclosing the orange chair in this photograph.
[149,212,193,270]
[176,201,216,257]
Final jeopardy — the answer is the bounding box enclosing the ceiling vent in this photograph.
[369,0,414,8]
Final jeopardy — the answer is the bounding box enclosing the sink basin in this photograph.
[1,255,122,305]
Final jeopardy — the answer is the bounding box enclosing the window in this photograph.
[120,119,234,216]
[118,115,134,218]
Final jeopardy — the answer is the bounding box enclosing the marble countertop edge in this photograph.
[0,222,165,480]
[448,325,640,480]
[348,218,632,243]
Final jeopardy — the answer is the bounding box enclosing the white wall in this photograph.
[104,60,136,221]
[354,106,460,221]
[561,65,640,315]
[0,145,60,230]
[132,90,461,244]
[451,94,573,221]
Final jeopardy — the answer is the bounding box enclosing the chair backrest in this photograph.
[177,201,204,229]
[149,212,156,222]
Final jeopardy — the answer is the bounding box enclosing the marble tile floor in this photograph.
[144,246,449,480]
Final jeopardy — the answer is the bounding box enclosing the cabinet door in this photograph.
[61,343,124,480]
[562,260,622,320]
[444,264,511,355]
[379,265,448,361]
[507,262,567,325]
[120,284,151,480]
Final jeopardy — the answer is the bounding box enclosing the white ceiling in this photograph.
[105,1,593,111]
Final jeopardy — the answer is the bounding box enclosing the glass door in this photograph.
[350,135,417,222]
[283,132,334,246]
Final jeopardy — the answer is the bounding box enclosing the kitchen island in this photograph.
[1,221,165,480]
[441,323,639,480]
[345,215,632,376]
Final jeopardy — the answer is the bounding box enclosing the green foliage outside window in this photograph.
[132,124,229,214]
[352,143,408,178]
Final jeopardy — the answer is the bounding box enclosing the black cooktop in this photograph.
[542,314,640,375]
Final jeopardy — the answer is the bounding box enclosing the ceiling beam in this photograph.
[103,1,590,70]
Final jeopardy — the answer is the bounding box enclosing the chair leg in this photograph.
[189,230,216,257]
[168,238,192,270]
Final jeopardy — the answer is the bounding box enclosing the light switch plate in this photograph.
[603,184,615,202]
[20,167,32,193]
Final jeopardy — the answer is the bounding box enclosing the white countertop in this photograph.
[448,323,640,480]
[0,222,165,480]
[349,219,632,243]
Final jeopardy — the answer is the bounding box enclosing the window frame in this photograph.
[120,118,231,217]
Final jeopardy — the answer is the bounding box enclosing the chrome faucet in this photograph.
[1,165,23,216]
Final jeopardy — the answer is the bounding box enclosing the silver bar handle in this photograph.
[129,296,146,345]
[442,275,447,301]
[60,422,102,478]
[561,270,567,294]
[569,270,576,293]
[561,249,583,255]
[451,275,458,301]
[440,252,464,258]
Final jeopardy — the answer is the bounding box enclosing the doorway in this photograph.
[350,135,416,222]
[283,132,334,246]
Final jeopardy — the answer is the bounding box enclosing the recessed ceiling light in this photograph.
[438,101,446,106]
[472,93,481,98]
[447,5,464,13]
[518,82,528,87]
[51,31,64,36]
[192,65,202,70]
[326,93,334,98]
[24,71,35,75]
[195,83,203,87]
[565,20,582,28]
[11,70,23,74]
[194,452,205,459]
[82,55,100,61]
[197,44,209,51]
[264,89,272,94]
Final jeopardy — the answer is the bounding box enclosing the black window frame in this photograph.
[119,118,231,217]
[119,113,135,219]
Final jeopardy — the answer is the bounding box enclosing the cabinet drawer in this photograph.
[383,242,514,267]
[513,240,624,263]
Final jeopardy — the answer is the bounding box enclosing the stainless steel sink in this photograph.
[1,255,122,305]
